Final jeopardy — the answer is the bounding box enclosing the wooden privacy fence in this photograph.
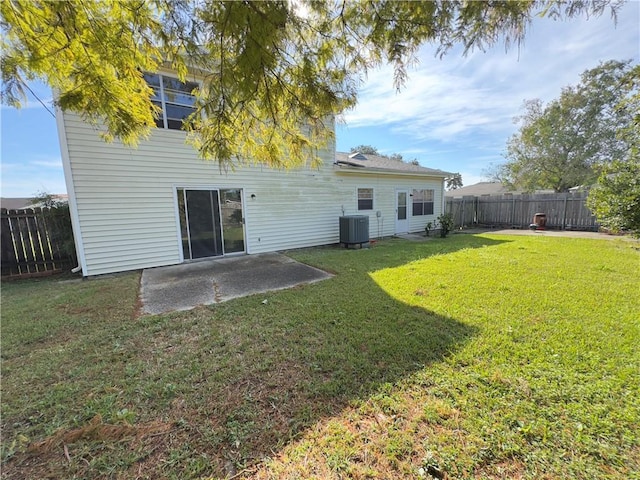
[446,191,599,231]
[1,207,77,277]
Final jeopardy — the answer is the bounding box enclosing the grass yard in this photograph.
[1,233,638,479]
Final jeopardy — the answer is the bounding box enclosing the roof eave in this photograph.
[334,163,450,178]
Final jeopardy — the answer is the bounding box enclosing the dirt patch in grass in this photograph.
[27,415,174,453]
[474,460,527,479]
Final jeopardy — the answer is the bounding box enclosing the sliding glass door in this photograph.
[219,189,244,254]
[177,188,245,260]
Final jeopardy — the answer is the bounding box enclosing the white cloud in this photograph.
[345,64,511,141]
[1,154,61,168]
[32,158,63,168]
[0,98,54,111]
[1,156,66,197]
[343,2,639,152]
[1,174,67,197]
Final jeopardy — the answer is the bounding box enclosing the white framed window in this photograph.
[357,188,373,210]
[143,73,198,130]
[412,189,434,216]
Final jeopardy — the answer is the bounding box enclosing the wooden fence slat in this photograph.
[20,209,38,274]
[34,209,56,270]
[1,210,18,276]
[39,211,59,267]
[26,209,47,273]
[9,211,29,275]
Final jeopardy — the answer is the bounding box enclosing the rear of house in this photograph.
[57,71,450,276]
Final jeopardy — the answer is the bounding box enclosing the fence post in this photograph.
[511,195,515,227]
[474,196,478,225]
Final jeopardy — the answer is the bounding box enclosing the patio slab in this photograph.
[140,252,332,315]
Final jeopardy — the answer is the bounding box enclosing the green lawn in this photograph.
[1,234,638,479]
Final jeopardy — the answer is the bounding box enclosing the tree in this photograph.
[499,60,636,192]
[350,145,380,155]
[30,190,66,208]
[587,65,640,236]
[349,145,423,165]
[1,0,620,169]
[446,173,463,190]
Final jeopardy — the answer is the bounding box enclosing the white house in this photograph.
[57,71,451,276]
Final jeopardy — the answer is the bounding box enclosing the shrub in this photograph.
[587,157,640,237]
[437,213,455,238]
[425,221,433,237]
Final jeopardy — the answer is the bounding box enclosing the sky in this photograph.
[1,2,639,197]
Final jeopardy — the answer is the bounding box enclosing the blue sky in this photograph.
[1,2,638,197]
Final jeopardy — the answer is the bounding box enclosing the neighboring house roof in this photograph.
[445,182,512,197]
[1,198,34,210]
[0,195,68,210]
[445,182,555,197]
[335,152,452,177]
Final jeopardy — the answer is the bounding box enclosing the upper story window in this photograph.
[357,188,373,210]
[412,189,434,216]
[143,73,198,130]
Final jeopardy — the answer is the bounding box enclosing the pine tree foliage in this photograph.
[0,0,620,169]
[446,173,463,190]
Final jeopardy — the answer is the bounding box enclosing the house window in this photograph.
[358,188,373,210]
[412,189,434,216]
[143,73,198,130]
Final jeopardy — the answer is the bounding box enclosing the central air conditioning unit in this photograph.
[339,215,369,248]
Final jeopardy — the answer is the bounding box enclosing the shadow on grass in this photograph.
[2,235,507,479]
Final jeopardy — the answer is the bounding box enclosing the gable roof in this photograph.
[335,152,452,177]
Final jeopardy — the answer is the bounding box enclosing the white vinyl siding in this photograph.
[334,171,444,238]
[61,112,344,275]
[60,111,446,276]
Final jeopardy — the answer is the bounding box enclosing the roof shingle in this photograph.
[335,152,452,177]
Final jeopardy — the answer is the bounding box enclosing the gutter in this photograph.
[333,164,451,179]
[333,161,453,179]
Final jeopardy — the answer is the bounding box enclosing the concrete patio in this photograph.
[140,252,332,315]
